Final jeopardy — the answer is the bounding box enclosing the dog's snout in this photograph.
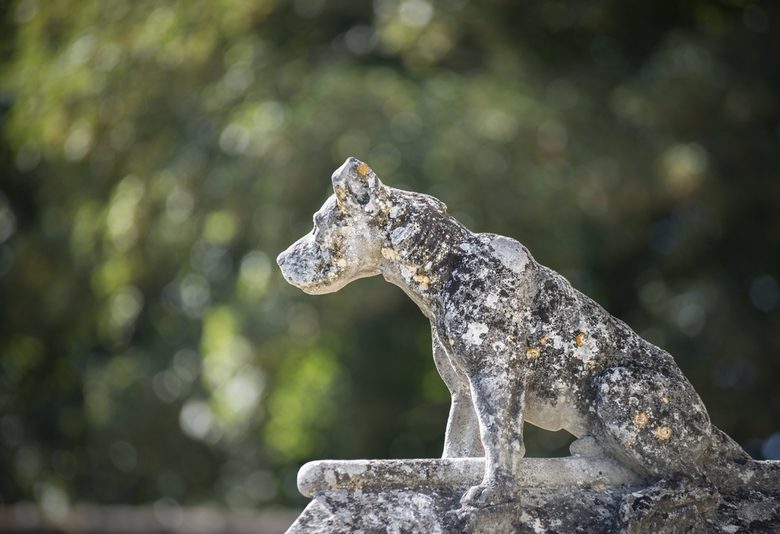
[276,251,287,267]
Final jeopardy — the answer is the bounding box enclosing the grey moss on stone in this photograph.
[278,157,780,533]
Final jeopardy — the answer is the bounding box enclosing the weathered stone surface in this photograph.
[277,157,780,532]
[297,457,643,498]
[287,459,780,533]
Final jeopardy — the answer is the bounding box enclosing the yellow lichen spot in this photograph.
[594,481,606,491]
[539,336,550,346]
[526,348,541,359]
[381,247,398,261]
[356,162,371,176]
[335,187,347,202]
[653,426,673,441]
[632,411,650,429]
[412,273,431,289]
[575,332,587,346]
[660,395,669,404]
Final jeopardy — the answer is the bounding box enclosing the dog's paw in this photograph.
[460,483,514,508]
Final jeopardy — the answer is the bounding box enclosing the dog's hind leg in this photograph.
[595,366,720,532]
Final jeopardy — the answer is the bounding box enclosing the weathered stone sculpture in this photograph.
[277,157,780,532]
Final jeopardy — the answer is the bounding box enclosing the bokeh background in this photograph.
[1,0,779,531]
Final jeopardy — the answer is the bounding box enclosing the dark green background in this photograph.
[1,0,778,512]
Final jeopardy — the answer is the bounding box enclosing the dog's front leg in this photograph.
[461,363,527,507]
[432,329,483,458]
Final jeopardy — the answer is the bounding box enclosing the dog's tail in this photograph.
[704,426,780,492]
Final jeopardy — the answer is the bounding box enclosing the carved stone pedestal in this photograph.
[285,457,780,533]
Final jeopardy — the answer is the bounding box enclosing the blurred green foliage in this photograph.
[1,0,779,513]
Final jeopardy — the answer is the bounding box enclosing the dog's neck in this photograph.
[377,192,472,318]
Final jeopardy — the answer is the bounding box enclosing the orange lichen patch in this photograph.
[335,187,347,202]
[660,395,669,404]
[653,426,673,441]
[594,481,606,491]
[575,332,587,346]
[539,336,550,346]
[526,348,541,359]
[356,162,371,176]
[632,411,650,429]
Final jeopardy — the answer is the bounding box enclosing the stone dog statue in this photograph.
[277,157,777,529]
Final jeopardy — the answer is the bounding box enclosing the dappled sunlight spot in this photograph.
[179,399,214,441]
[92,256,133,297]
[399,0,433,28]
[203,210,238,245]
[219,123,250,155]
[107,175,145,251]
[65,32,98,68]
[659,143,708,198]
[203,332,254,387]
[179,273,211,318]
[238,250,272,298]
[475,109,519,143]
[264,349,341,460]
[63,122,93,161]
[35,482,70,524]
[212,368,266,427]
[109,285,144,332]
[165,186,194,223]
[671,288,708,337]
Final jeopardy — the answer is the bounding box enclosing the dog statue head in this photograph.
[276,157,389,294]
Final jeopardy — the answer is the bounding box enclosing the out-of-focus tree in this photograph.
[0,0,778,513]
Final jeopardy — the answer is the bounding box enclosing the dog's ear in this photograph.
[331,157,386,214]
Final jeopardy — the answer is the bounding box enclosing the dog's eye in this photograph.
[356,192,370,205]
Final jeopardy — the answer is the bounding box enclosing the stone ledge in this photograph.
[297,457,645,498]
[287,458,780,533]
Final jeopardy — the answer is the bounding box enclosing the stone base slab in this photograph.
[286,458,780,533]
